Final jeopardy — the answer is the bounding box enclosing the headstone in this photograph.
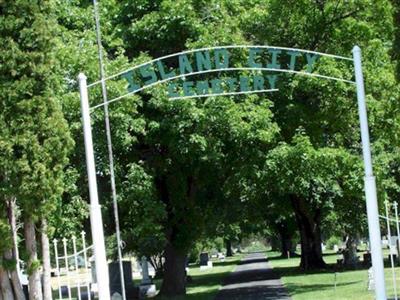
[140,257,151,285]
[90,256,98,293]
[368,267,375,290]
[139,257,156,299]
[321,243,326,251]
[333,245,339,252]
[61,286,69,297]
[108,261,138,299]
[390,236,398,247]
[199,252,209,266]
[22,285,29,299]
[217,252,225,261]
[390,245,398,256]
[111,292,123,300]
[90,256,97,283]
[363,253,372,267]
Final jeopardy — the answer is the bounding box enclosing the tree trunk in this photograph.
[7,198,26,300]
[159,243,187,296]
[0,262,14,300]
[8,199,20,271]
[4,249,25,300]
[290,195,326,270]
[225,239,233,257]
[41,219,52,300]
[24,218,42,300]
[277,223,295,258]
[269,236,280,251]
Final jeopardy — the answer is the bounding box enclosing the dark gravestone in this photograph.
[80,290,95,300]
[363,253,372,267]
[199,252,209,266]
[388,254,397,263]
[23,285,29,299]
[108,261,138,299]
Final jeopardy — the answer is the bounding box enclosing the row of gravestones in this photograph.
[53,258,155,300]
[51,252,221,299]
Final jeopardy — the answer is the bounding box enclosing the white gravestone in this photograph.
[111,292,122,300]
[368,267,375,291]
[390,236,399,255]
[139,257,156,298]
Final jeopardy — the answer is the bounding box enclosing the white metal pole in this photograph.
[385,201,397,299]
[353,45,387,300]
[53,239,62,300]
[394,203,400,261]
[78,72,110,300]
[72,236,82,300]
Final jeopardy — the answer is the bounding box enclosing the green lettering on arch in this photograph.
[267,75,278,89]
[226,77,237,92]
[287,51,301,70]
[215,49,230,69]
[121,70,140,93]
[156,60,176,79]
[139,64,158,85]
[306,54,319,73]
[168,82,180,98]
[248,49,262,68]
[179,54,194,75]
[211,79,223,93]
[239,76,250,92]
[196,51,212,72]
[183,81,195,96]
[196,81,209,95]
[267,49,281,69]
[253,75,264,90]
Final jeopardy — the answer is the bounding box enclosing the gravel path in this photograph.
[214,252,292,300]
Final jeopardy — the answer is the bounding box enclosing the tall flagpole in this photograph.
[78,73,110,300]
[93,1,126,299]
[353,45,386,300]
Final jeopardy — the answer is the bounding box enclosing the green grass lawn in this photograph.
[52,254,242,300]
[268,249,400,300]
[153,254,242,300]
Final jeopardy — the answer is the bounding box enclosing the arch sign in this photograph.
[78,45,387,300]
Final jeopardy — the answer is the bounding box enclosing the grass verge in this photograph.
[155,254,242,300]
[268,250,400,300]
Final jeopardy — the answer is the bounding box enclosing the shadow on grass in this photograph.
[266,250,374,277]
[238,257,268,265]
[283,281,364,296]
[187,271,232,287]
[155,289,216,300]
[155,272,232,300]
[207,260,239,268]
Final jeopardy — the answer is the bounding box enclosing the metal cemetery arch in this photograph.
[78,45,387,300]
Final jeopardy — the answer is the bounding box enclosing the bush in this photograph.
[326,236,341,250]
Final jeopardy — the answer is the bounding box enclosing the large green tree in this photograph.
[1,1,73,299]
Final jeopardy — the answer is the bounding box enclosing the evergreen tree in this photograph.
[0,1,73,299]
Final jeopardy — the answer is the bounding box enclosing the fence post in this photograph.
[385,201,397,299]
[81,231,92,300]
[72,236,82,300]
[62,238,72,300]
[53,239,62,300]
